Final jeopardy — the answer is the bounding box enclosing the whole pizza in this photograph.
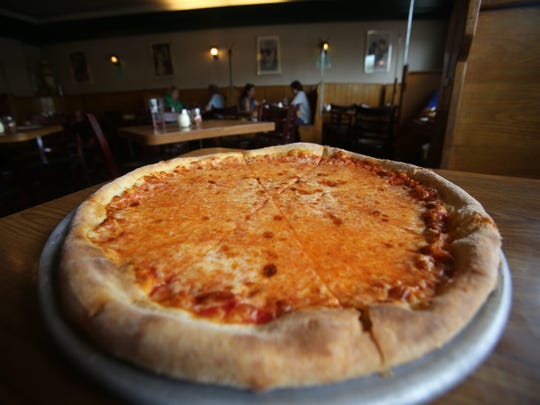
[60,143,501,390]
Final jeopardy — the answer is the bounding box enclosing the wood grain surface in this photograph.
[0,169,538,404]
[119,119,275,146]
[442,6,540,178]
[0,125,63,144]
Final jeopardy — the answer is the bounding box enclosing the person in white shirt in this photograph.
[205,84,225,111]
[290,80,311,125]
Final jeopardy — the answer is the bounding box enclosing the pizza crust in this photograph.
[60,143,501,390]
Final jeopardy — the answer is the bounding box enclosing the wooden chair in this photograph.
[85,113,121,178]
[257,104,300,146]
[349,104,397,159]
[322,104,355,147]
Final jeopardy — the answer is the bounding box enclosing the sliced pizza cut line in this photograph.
[242,143,324,199]
[86,154,273,304]
[263,173,388,368]
[147,198,344,325]
[60,144,501,391]
[274,151,454,311]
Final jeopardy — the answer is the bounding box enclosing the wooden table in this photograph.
[119,119,275,146]
[0,124,64,164]
[0,169,538,404]
[0,124,63,144]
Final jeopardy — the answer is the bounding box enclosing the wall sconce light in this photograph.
[320,41,329,54]
[109,55,121,66]
[210,47,219,60]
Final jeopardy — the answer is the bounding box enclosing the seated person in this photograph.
[290,80,311,125]
[239,83,260,118]
[163,86,184,112]
[205,84,225,111]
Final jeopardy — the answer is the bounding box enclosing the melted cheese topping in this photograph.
[90,152,452,324]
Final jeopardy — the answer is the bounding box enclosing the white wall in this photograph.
[3,19,447,96]
[0,38,41,96]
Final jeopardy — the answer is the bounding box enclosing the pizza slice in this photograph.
[79,152,269,303]
[243,143,323,197]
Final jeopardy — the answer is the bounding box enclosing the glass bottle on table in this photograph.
[149,98,164,131]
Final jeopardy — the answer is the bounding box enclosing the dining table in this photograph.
[119,119,275,146]
[0,165,538,404]
[0,124,64,164]
[0,124,64,144]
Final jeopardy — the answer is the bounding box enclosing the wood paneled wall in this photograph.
[322,83,383,107]
[441,5,540,178]
[6,83,391,123]
[4,77,442,146]
[398,72,441,125]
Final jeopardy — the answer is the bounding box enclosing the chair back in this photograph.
[351,104,397,158]
[306,87,318,124]
[86,113,120,178]
[259,104,299,144]
[329,104,355,129]
[353,104,396,140]
[323,104,355,147]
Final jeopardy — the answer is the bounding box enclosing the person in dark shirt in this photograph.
[239,83,260,118]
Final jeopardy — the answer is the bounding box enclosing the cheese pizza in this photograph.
[60,143,501,390]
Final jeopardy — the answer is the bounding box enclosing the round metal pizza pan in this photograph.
[39,210,512,405]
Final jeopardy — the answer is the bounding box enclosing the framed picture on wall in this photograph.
[69,51,91,83]
[257,36,281,75]
[364,30,392,73]
[151,43,174,76]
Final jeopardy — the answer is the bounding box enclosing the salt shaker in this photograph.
[179,109,191,129]
[192,108,202,127]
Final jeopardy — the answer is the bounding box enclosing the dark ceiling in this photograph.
[0,0,454,45]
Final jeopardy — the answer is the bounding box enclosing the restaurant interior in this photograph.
[0,0,538,216]
[0,1,539,403]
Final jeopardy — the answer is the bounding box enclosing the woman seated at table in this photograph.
[205,84,225,111]
[163,86,184,112]
[239,83,260,119]
[289,80,311,125]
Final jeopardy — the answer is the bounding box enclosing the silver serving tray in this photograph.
[38,210,512,405]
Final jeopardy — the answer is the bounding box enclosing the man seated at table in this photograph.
[163,86,184,112]
[289,80,311,125]
[205,84,225,111]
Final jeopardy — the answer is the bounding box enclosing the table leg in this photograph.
[35,136,48,164]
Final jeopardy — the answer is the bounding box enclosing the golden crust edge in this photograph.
[60,144,381,390]
[322,147,502,369]
[60,143,502,389]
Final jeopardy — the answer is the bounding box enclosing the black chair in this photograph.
[322,104,355,148]
[349,104,397,159]
[306,87,318,125]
